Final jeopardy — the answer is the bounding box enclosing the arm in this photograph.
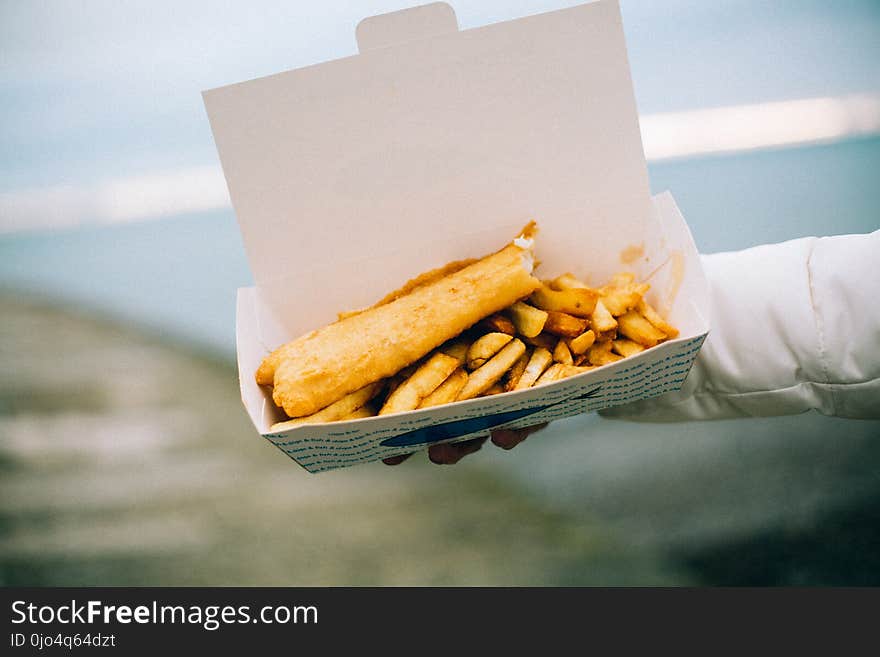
[602,230,880,422]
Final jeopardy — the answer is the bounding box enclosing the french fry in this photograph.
[419,368,469,408]
[457,339,526,401]
[505,350,530,391]
[522,332,558,351]
[343,404,377,420]
[529,284,598,317]
[559,364,598,378]
[513,347,553,390]
[507,301,548,338]
[637,299,679,338]
[386,364,418,396]
[599,275,650,316]
[587,339,610,357]
[543,310,589,338]
[467,332,514,370]
[380,352,460,415]
[480,383,506,397]
[567,329,596,355]
[600,288,643,316]
[589,298,618,334]
[595,352,623,366]
[612,338,646,358]
[573,353,591,366]
[270,382,382,431]
[587,340,623,366]
[553,339,573,365]
[440,338,471,366]
[549,272,589,290]
[478,313,517,336]
[535,363,565,385]
[617,310,666,347]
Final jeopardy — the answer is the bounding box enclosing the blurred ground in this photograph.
[2,294,878,586]
[0,293,686,586]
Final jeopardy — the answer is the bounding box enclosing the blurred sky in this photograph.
[2,0,879,195]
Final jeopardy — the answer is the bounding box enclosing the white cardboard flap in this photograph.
[356,2,459,52]
[203,0,652,295]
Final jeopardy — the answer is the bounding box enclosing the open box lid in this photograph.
[203,0,654,300]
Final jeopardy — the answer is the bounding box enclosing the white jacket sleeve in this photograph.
[601,230,880,421]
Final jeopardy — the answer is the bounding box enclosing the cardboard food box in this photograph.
[203,0,710,473]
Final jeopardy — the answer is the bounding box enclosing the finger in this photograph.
[382,453,413,466]
[490,422,549,450]
[490,429,528,450]
[428,435,488,465]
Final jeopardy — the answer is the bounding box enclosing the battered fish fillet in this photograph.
[254,258,477,384]
[265,226,540,418]
[336,257,478,320]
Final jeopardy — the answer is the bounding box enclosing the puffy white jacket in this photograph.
[603,229,880,421]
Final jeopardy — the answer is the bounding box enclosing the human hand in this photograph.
[382,423,549,466]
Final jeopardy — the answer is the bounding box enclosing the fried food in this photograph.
[522,332,557,351]
[507,301,548,338]
[589,298,618,336]
[440,338,471,366]
[549,272,589,290]
[553,339,574,365]
[478,314,518,336]
[504,351,530,391]
[612,338,645,358]
[543,311,589,338]
[269,382,381,431]
[617,310,667,347]
[587,340,623,366]
[480,383,506,397]
[559,364,597,377]
[535,363,566,385]
[529,284,598,317]
[637,299,679,338]
[258,225,681,426]
[513,347,553,390]
[599,273,650,316]
[467,332,514,370]
[456,339,527,401]
[337,258,479,320]
[335,404,377,421]
[265,227,540,417]
[567,329,596,355]
[380,352,460,415]
[419,368,469,408]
